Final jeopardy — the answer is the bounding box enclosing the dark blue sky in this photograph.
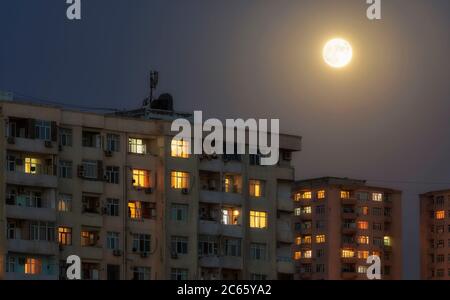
[1,0,450,279]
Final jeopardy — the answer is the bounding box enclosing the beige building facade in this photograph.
[0,98,301,280]
[292,177,402,280]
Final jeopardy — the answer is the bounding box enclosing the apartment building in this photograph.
[420,190,450,280]
[0,96,301,280]
[292,177,402,280]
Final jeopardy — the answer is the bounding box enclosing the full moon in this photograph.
[323,38,353,68]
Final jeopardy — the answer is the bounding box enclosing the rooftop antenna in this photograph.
[143,70,159,108]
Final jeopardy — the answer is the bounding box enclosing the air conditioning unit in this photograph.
[144,188,153,194]
[171,251,178,259]
[104,150,113,157]
[44,140,53,148]
[181,188,189,195]
[113,249,123,257]
[140,252,149,258]
[7,136,15,144]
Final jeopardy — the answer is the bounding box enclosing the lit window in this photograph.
[302,191,312,199]
[357,221,369,230]
[357,236,370,245]
[372,192,383,202]
[316,235,326,243]
[249,180,264,197]
[357,251,369,259]
[249,211,268,229]
[340,191,350,199]
[171,139,190,158]
[304,236,312,244]
[25,258,42,275]
[222,208,240,225]
[372,251,380,257]
[302,206,312,214]
[384,236,391,246]
[171,171,189,189]
[294,251,301,260]
[25,158,41,174]
[361,206,369,216]
[128,138,147,154]
[58,194,72,212]
[303,250,312,258]
[294,208,301,216]
[58,227,72,246]
[317,190,325,199]
[295,237,302,245]
[357,266,368,274]
[341,249,355,258]
[128,201,142,220]
[133,169,150,188]
[436,210,445,220]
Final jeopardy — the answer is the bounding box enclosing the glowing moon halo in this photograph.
[323,38,353,68]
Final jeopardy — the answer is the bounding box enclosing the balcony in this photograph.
[199,255,221,268]
[6,205,56,222]
[277,259,295,274]
[82,180,104,194]
[342,224,357,234]
[341,197,357,205]
[222,192,243,206]
[277,221,293,243]
[277,198,293,212]
[299,213,312,221]
[79,213,103,228]
[199,220,220,235]
[199,190,222,204]
[222,225,243,238]
[7,239,58,256]
[6,171,57,188]
[4,273,58,280]
[220,256,243,270]
[341,256,357,264]
[6,137,58,154]
[80,247,103,260]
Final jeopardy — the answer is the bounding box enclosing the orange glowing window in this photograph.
[25,258,42,275]
[317,190,325,199]
[357,235,370,245]
[372,251,381,257]
[249,211,267,229]
[58,227,72,246]
[341,249,355,258]
[294,251,301,260]
[249,180,264,197]
[132,169,150,188]
[171,171,189,189]
[341,191,350,199]
[361,206,369,216]
[435,210,445,220]
[357,251,369,259]
[304,236,312,244]
[295,237,302,245]
[171,139,190,158]
[128,201,142,220]
[357,221,369,230]
[316,235,326,243]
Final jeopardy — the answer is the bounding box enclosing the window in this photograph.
[222,208,240,225]
[356,192,369,201]
[35,120,51,141]
[372,192,383,202]
[106,198,119,217]
[295,237,301,245]
[198,236,218,256]
[58,227,72,246]
[317,190,325,199]
[436,210,445,220]
[301,206,312,214]
[373,237,383,247]
[107,232,120,250]
[25,158,41,174]
[82,195,100,214]
[249,180,264,197]
[105,166,120,184]
[106,134,120,152]
[128,138,146,154]
[59,160,73,179]
[81,160,98,179]
[315,205,325,215]
[224,238,241,256]
[81,231,98,247]
[250,243,266,260]
[341,249,355,258]
[171,139,190,158]
[357,251,369,259]
[357,221,369,230]
[171,268,188,280]
[316,248,325,258]
[133,234,151,253]
[171,236,188,254]
[384,207,392,217]
[357,266,368,274]
[300,191,312,200]
[373,223,382,231]
[294,208,301,216]
[249,211,267,229]
[316,264,325,273]
[372,207,382,216]
[316,235,326,243]
[132,169,150,188]
[303,236,312,244]
[57,194,72,212]
[251,274,267,280]
[82,131,102,148]
[171,204,188,222]
[294,251,301,260]
[25,258,42,275]
[30,221,55,241]
[171,171,189,189]
[341,191,350,199]
[59,128,72,147]
[133,267,151,280]
[128,201,142,220]
[128,201,156,220]
[303,250,312,258]
[357,236,370,245]
[384,236,392,246]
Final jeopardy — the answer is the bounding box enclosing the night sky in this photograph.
[1,0,450,279]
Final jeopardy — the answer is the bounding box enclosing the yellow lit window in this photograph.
[249,211,267,229]
[128,138,146,154]
[340,191,350,199]
[58,227,72,246]
[357,251,369,259]
[171,171,189,189]
[435,210,445,220]
[357,266,368,274]
[303,206,312,214]
[249,180,264,197]
[372,192,383,202]
[128,201,142,220]
[295,237,302,245]
[384,236,391,246]
[294,251,301,260]
[302,191,312,199]
[361,206,369,216]
[133,169,150,188]
[171,139,190,158]
[317,190,325,199]
[304,235,312,244]
[25,258,42,275]
[25,158,41,174]
[303,250,312,258]
[357,235,370,245]
[316,235,326,243]
[372,251,380,257]
[341,249,355,258]
[357,221,369,230]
